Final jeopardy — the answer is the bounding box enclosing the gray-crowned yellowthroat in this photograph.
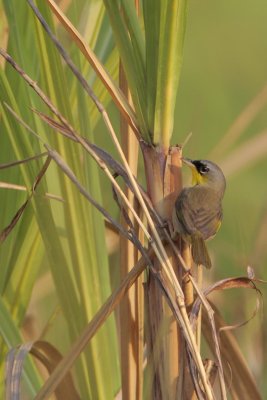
[172,158,226,269]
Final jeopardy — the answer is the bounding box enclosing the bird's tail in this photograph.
[191,235,212,269]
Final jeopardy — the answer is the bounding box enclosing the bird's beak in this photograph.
[181,157,194,168]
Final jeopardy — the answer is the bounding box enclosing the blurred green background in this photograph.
[175,0,267,394]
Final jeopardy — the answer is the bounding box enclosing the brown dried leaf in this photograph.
[34,250,151,400]
[218,297,260,333]
[30,108,75,140]
[31,341,80,400]
[0,199,29,243]
[0,157,51,244]
[202,307,262,400]
[190,277,261,338]
[191,275,262,328]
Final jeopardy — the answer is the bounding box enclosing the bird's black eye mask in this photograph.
[192,160,210,175]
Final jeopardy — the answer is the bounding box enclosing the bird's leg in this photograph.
[196,263,203,350]
[168,219,178,240]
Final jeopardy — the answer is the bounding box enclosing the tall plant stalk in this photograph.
[143,144,184,398]
[119,62,144,399]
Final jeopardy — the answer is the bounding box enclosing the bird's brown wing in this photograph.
[175,187,222,240]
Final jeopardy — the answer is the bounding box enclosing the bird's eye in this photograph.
[199,165,209,174]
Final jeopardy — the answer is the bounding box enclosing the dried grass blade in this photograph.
[2,49,152,250]
[44,146,133,243]
[150,265,215,400]
[2,50,152,249]
[118,62,143,399]
[31,107,138,193]
[0,151,48,170]
[30,108,75,140]
[35,249,151,400]
[6,99,148,248]
[0,199,29,244]
[31,0,140,137]
[189,273,263,399]
[0,48,71,131]
[0,182,27,191]
[189,276,227,400]
[5,342,33,400]
[28,0,145,147]
[202,308,262,400]
[30,341,80,400]
[219,297,260,333]
[0,156,51,243]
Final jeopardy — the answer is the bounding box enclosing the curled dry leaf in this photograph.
[5,342,33,400]
[31,340,80,400]
[5,341,80,400]
[191,274,263,332]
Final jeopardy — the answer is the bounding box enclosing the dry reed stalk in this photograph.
[142,144,184,399]
[1,24,216,398]
[119,63,144,400]
[34,250,151,400]
[202,306,262,400]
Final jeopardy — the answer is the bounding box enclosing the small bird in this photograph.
[172,158,226,268]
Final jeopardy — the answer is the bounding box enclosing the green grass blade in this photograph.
[153,0,188,148]
[143,0,160,134]
[103,0,150,141]
[1,1,120,398]
[0,72,46,350]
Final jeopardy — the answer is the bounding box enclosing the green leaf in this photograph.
[1,1,120,398]
[103,0,151,141]
[153,0,188,148]
[143,0,160,134]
